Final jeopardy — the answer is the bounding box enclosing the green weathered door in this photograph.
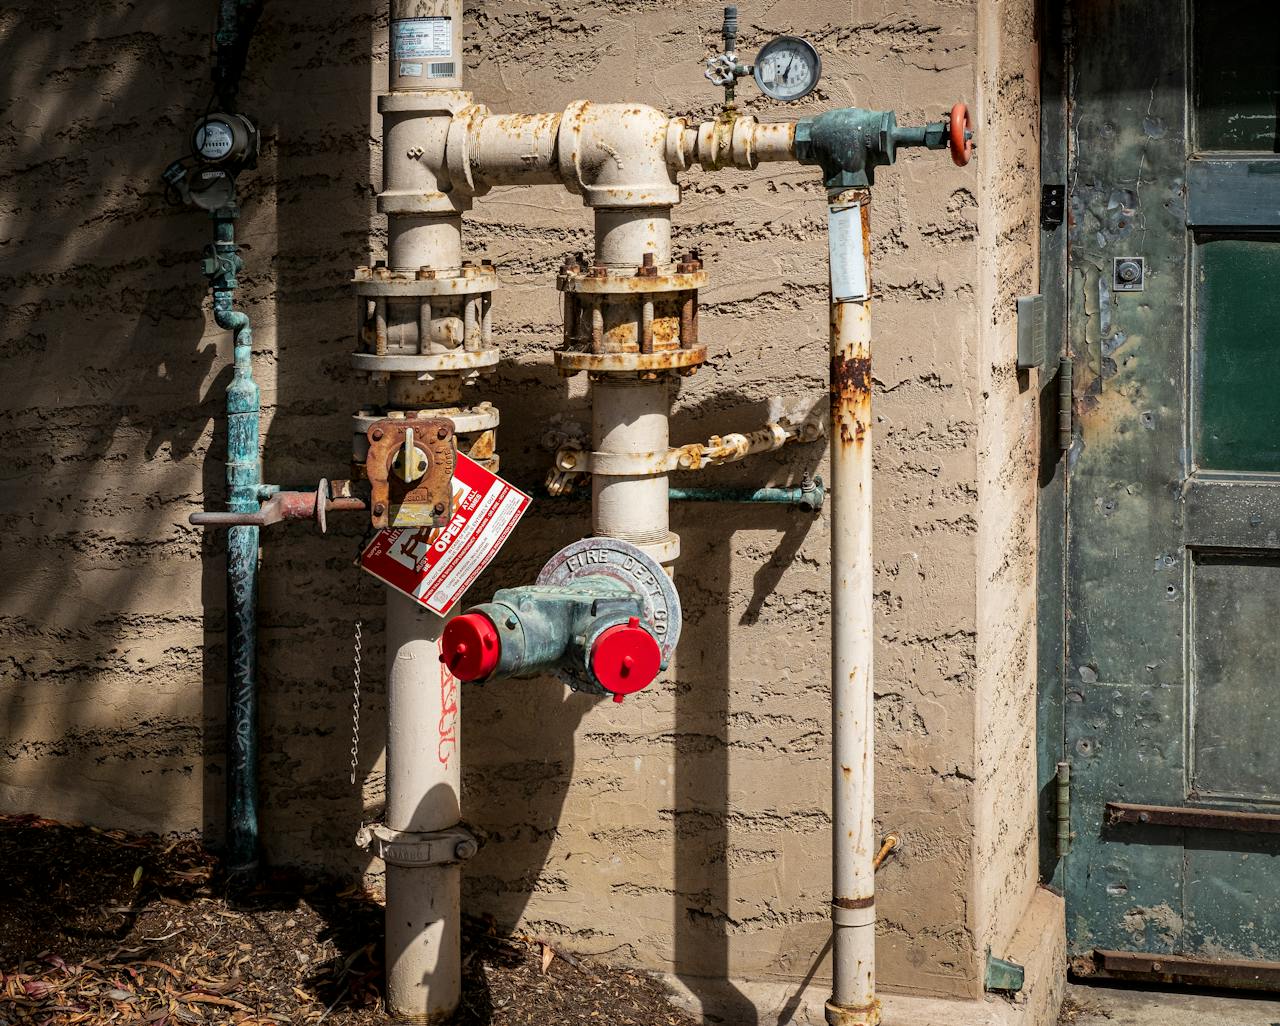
[1063,0,1280,984]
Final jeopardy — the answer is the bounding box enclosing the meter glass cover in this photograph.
[753,36,821,102]
[195,120,235,161]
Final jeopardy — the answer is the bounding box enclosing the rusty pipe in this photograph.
[827,188,878,1026]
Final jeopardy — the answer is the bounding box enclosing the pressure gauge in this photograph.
[752,35,821,102]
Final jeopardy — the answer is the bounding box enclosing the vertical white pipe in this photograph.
[384,592,461,1023]
[381,1,466,1021]
[826,189,878,1026]
[592,379,671,546]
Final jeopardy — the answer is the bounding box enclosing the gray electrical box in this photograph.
[1016,294,1046,370]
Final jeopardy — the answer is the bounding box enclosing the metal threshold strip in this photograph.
[1105,801,1280,833]
[1092,949,1280,989]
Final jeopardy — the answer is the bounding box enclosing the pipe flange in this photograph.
[824,1000,881,1026]
[354,403,499,436]
[353,349,500,376]
[355,823,480,867]
[557,266,707,295]
[554,346,706,378]
[353,265,498,297]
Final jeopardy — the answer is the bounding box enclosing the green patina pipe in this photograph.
[540,480,824,512]
[208,210,262,876]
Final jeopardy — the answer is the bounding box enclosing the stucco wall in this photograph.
[0,0,1040,1009]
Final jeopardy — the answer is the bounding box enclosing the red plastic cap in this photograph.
[590,617,661,702]
[440,612,501,681]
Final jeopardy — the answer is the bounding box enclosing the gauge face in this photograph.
[194,119,235,161]
[752,35,821,102]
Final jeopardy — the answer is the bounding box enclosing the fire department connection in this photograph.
[184,2,973,1023]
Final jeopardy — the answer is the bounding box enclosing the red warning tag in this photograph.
[359,453,531,614]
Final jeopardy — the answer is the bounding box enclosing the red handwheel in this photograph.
[949,102,973,167]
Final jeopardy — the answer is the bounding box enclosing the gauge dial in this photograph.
[752,35,821,102]
[194,119,235,161]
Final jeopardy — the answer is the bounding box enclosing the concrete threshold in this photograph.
[663,887,1066,1026]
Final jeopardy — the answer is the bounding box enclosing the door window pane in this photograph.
[1196,238,1280,472]
[1195,0,1280,152]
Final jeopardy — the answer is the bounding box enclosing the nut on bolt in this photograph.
[454,838,479,860]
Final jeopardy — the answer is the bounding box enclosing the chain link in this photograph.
[348,620,363,786]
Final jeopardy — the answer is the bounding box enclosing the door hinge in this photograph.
[1041,184,1065,229]
[1057,357,1073,453]
[1055,759,1073,859]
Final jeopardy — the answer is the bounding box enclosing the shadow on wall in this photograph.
[463,388,826,1026]
[0,1,235,831]
[0,0,832,1018]
[0,0,384,862]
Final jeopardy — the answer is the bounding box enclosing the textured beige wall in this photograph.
[0,0,1040,1008]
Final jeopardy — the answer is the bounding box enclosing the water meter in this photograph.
[163,111,260,211]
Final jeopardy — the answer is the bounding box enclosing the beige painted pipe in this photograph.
[826,189,878,1026]
[382,1,467,1022]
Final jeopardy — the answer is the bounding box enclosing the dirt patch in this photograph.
[0,814,698,1025]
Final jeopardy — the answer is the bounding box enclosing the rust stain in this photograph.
[831,348,873,447]
[832,895,875,910]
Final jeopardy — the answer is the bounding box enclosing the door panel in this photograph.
[1063,0,1280,983]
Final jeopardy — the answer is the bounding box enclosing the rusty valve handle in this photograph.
[948,102,974,167]
[189,479,367,533]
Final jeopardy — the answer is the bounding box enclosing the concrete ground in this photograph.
[1062,982,1280,1026]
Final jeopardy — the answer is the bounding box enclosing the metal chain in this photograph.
[348,620,363,786]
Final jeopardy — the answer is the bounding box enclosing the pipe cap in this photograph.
[441,612,501,682]
[590,617,661,702]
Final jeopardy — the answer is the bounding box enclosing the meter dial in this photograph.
[194,118,235,162]
[752,35,821,102]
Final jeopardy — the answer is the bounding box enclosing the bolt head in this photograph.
[373,503,385,516]
[437,427,449,441]
[371,428,384,441]
[454,839,479,860]
[433,502,446,515]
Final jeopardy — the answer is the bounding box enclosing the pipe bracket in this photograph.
[356,823,480,867]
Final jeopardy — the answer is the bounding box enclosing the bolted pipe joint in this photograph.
[795,103,970,188]
[441,537,681,702]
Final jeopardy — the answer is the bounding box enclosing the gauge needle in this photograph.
[783,55,794,80]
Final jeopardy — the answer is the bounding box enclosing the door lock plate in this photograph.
[1113,257,1145,291]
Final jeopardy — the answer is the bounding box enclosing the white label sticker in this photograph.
[829,202,868,303]
[392,17,452,60]
[399,62,423,77]
[360,454,531,615]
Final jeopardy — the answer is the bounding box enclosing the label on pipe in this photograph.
[360,453,530,615]
[828,202,869,303]
[391,17,452,59]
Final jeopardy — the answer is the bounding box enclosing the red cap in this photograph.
[590,617,661,703]
[440,612,501,681]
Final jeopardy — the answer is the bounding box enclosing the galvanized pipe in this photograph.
[826,188,878,1026]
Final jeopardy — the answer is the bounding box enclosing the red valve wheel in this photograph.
[948,102,973,167]
[591,617,662,703]
[440,612,501,682]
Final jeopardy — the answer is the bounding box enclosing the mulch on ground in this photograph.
[0,814,698,1025]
